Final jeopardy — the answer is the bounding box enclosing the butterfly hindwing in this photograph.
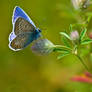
[9,32,35,51]
[12,6,36,27]
[9,32,16,42]
[14,17,36,35]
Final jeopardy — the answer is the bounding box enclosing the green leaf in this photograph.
[87,16,92,23]
[53,48,71,53]
[60,32,71,40]
[86,12,92,23]
[79,28,87,41]
[81,39,92,45]
[54,45,72,51]
[57,52,70,59]
[69,24,73,31]
[62,37,71,48]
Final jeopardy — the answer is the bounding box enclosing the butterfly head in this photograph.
[37,28,41,33]
[34,28,42,40]
[35,28,42,35]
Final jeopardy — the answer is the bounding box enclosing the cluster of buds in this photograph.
[31,39,55,55]
[71,0,90,10]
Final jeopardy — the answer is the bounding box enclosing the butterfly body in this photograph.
[9,6,42,51]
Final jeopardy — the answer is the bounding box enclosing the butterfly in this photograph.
[8,6,41,51]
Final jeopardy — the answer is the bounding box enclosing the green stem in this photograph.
[54,45,72,51]
[76,55,89,72]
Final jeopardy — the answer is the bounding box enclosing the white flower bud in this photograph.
[71,0,90,10]
[31,39,55,55]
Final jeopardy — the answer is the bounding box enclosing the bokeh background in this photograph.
[0,0,92,92]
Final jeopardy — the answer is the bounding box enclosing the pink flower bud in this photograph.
[71,75,92,83]
[84,72,92,77]
[88,32,92,39]
[71,72,92,84]
[70,31,79,41]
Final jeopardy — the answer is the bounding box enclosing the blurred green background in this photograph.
[0,0,92,92]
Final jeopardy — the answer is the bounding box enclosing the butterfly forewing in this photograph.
[14,17,36,35]
[12,6,36,27]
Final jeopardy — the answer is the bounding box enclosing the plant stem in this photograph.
[55,45,72,51]
[76,55,90,72]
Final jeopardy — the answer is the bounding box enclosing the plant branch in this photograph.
[54,45,72,51]
[76,54,90,72]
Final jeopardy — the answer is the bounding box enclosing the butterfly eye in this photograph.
[39,29,41,32]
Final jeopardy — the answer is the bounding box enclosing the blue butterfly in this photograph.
[9,6,41,51]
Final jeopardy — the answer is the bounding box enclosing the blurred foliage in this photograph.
[0,0,92,92]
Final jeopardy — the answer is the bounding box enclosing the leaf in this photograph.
[87,16,92,23]
[62,37,71,48]
[86,12,92,23]
[60,32,71,40]
[79,28,87,41]
[57,52,70,59]
[53,48,71,53]
[69,24,73,31]
[81,39,92,45]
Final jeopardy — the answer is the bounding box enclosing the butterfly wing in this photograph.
[14,17,36,35]
[9,32,16,42]
[9,32,35,51]
[9,6,42,51]
[12,6,36,27]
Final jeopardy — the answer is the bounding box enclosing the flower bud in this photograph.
[71,0,90,10]
[71,72,92,84]
[70,31,79,41]
[31,39,55,55]
[88,32,92,39]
